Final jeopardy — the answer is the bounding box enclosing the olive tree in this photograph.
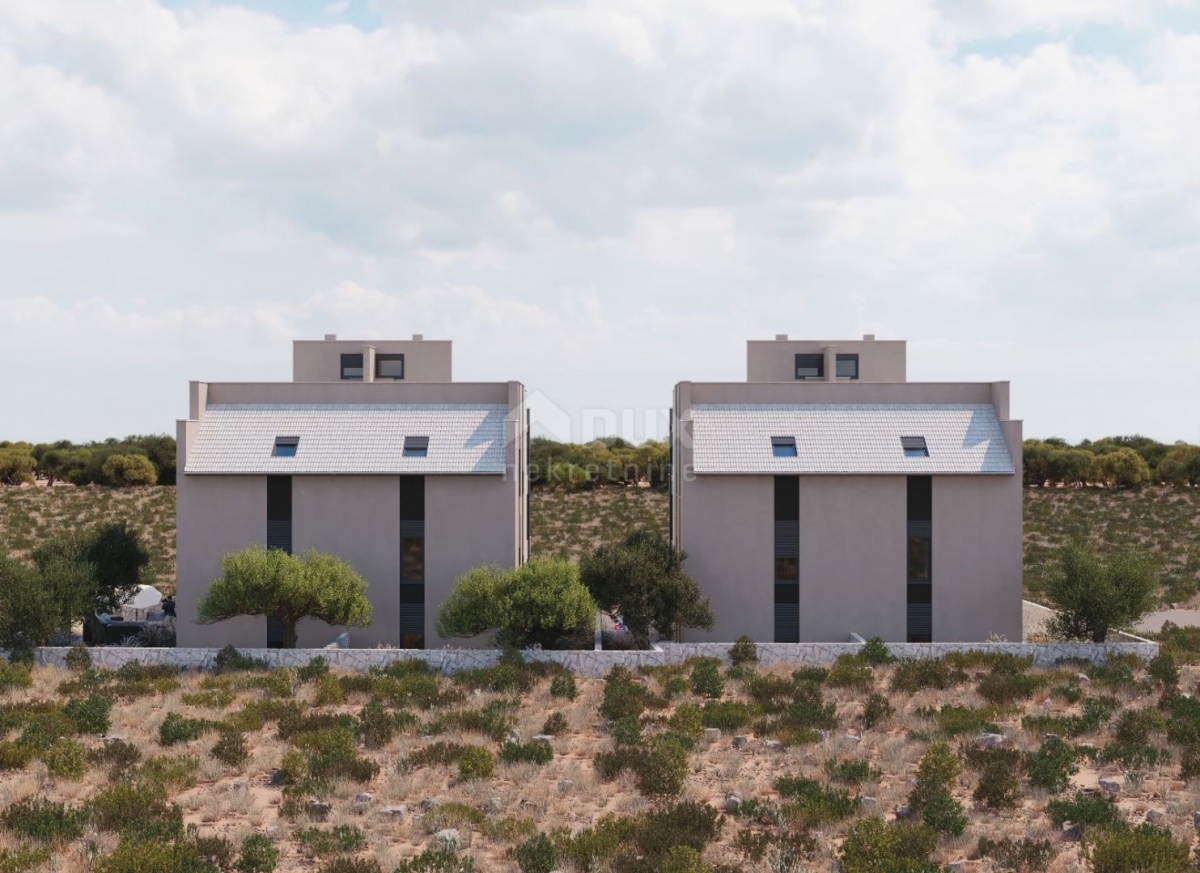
[196,547,372,648]
[580,530,713,649]
[32,521,150,617]
[1045,540,1159,642]
[437,557,596,649]
[0,550,94,660]
[101,453,158,486]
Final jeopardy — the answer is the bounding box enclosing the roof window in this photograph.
[901,436,929,458]
[404,436,429,457]
[273,436,299,458]
[771,435,798,457]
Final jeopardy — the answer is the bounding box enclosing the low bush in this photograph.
[295,825,366,857]
[773,776,860,826]
[457,744,495,781]
[1147,653,1179,687]
[825,654,874,690]
[967,747,1024,809]
[481,816,536,842]
[700,700,755,731]
[920,790,967,836]
[860,637,893,665]
[237,834,279,873]
[212,730,250,768]
[516,833,556,873]
[316,860,386,873]
[860,692,894,729]
[733,830,817,864]
[139,754,201,790]
[42,738,87,778]
[908,743,960,810]
[890,658,964,693]
[973,836,1054,872]
[541,712,568,735]
[1,798,88,844]
[840,818,939,873]
[314,675,345,706]
[1046,791,1124,832]
[688,660,723,698]
[0,662,33,692]
[824,758,881,784]
[728,636,758,667]
[918,704,1001,737]
[297,657,330,683]
[357,699,411,748]
[293,727,379,783]
[1026,736,1078,793]
[500,740,553,766]
[64,644,92,672]
[91,781,184,841]
[595,736,690,798]
[158,713,216,746]
[668,705,704,739]
[393,849,476,873]
[213,645,270,674]
[1085,824,1192,873]
[88,739,142,774]
[549,671,577,700]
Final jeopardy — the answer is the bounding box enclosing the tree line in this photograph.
[1024,435,1200,489]
[529,436,669,489]
[0,435,176,487]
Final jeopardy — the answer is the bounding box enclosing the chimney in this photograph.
[324,334,337,341]
[412,333,424,341]
[775,334,788,341]
[863,334,875,341]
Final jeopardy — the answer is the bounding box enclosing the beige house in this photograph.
[670,335,1022,643]
[176,335,529,648]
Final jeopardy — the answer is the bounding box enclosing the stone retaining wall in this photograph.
[30,639,1157,676]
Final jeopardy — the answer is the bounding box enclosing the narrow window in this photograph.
[340,353,363,380]
[901,436,929,458]
[272,436,299,458]
[907,476,932,643]
[403,436,429,457]
[376,353,405,380]
[266,475,293,648]
[771,435,797,458]
[795,353,824,380]
[400,476,425,649]
[774,476,800,642]
[836,353,859,379]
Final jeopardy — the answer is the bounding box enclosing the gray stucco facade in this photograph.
[671,335,1023,643]
[176,335,528,649]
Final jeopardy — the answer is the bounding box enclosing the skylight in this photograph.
[273,436,299,458]
[404,436,429,457]
[901,436,929,458]
[771,435,797,457]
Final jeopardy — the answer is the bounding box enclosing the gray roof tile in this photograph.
[185,404,509,475]
[690,404,1014,475]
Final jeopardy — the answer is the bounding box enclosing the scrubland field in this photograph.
[1,647,1199,872]
[3,483,1197,606]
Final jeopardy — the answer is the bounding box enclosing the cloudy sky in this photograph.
[1,0,1198,445]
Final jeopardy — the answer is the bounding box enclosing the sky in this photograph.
[1,0,1198,445]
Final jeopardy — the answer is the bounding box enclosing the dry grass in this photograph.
[0,651,1196,871]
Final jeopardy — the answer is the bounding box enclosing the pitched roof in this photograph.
[185,404,509,475]
[689,404,1014,475]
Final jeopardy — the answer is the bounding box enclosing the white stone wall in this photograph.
[27,639,1157,676]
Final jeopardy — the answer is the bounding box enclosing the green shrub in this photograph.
[1098,741,1170,768]
[0,847,51,873]
[1114,707,1166,745]
[91,781,184,841]
[181,689,236,709]
[158,712,215,746]
[295,825,366,857]
[65,644,92,672]
[88,739,142,774]
[689,660,723,698]
[314,674,345,706]
[973,836,1053,871]
[700,700,754,731]
[728,636,758,666]
[977,669,1045,704]
[549,671,577,700]
[861,692,894,729]
[95,840,208,873]
[1148,653,1179,687]
[908,743,960,810]
[214,644,270,674]
[212,729,250,767]
[516,833,556,873]
[596,737,690,799]
[600,672,648,721]
[840,818,939,873]
[357,700,403,749]
[733,830,817,864]
[826,654,874,689]
[611,715,643,747]
[297,657,330,683]
[500,741,553,766]
[638,801,723,861]
[1052,683,1084,704]
[1,798,88,844]
[920,789,966,836]
[42,738,87,778]
[139,754,200,790]
[669,704,704,739]
[457,745,495,781]
[1085,824,1192,873]
[393,849,475,873]
[792,666,829,684]
[315,860,385,873]
[969,748,1023,809]
[824,758,881,784]
[890,658,963,693]
[919,704,1001,737]
[1026,736,1077,793]
[541,712,568,736]
[1047,791,1124,832]
[1022,695,1117,738]
[237,834,279,873]
[774,776,860,826]
[293,727,379,783]
[861,637,894,665]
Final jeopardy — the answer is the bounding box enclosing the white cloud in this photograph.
[0,0,1197,443]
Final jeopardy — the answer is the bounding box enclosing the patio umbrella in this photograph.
[122,585,163,618]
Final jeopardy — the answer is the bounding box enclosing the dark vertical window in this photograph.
[907,476,932,643]
[774,476,800,642]
[340,353,364,380]
[375,353,405,379]
[266,476,292,647]
[400,476,425,649]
